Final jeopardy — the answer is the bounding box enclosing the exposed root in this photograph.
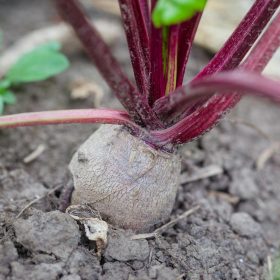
[131,205,200,240]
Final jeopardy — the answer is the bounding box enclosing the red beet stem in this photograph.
[55,0,162,130]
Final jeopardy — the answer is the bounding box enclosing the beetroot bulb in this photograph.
[70,125,181,231]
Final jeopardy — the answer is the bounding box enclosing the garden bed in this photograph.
[0,1,280,279]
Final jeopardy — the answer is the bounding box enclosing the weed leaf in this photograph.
[34,41,62,52]
[1,91,16,104]
[0,79,11,91]
[6,42,69,84]
[0,97,3,115]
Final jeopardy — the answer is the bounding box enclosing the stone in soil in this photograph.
[230,212,262,237]
[0,168,47,209]
[229,168,259,200]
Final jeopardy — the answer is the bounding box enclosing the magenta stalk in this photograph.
[0,109,137,129]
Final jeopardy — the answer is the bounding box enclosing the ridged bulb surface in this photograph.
[69,125,181,232]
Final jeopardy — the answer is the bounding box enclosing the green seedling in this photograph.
[0,41,69,114]
[272,255,280,280]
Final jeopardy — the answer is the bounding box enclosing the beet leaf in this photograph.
[152,0,206,27]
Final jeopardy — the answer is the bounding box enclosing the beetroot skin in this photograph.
[69,125,181,232]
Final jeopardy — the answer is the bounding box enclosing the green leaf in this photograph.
[0,97,4,115]
[34,41,62,52]
[1,90,16,105]
[273,255,280,280]
[0,79,11,91]
[152,0,207,27]
[6,42,69,84]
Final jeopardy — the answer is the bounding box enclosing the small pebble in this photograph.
[230,212,262,237]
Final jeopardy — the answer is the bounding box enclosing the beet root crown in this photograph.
[0,0,279,149]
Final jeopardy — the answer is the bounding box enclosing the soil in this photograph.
[1,1,280,280]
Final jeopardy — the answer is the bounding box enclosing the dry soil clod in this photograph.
[16,184,63,219]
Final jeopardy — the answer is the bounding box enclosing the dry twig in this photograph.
[256,142,280,170]
[208,190,240,205]
[16,185,62,219]
[267,255,273,280]
[180,165,223,184]
[176,274,186,280]
[23,144,46,164]
[228,118,272,141]
[131,205,200,240]
[69,78,104,107]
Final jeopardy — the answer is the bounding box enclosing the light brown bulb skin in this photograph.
[69,125,181,232]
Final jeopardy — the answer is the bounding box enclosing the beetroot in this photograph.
[0,0,279,231]
[70,125,180,231]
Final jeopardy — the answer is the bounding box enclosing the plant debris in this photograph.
[66,204,108,257]
[131,205,200,240]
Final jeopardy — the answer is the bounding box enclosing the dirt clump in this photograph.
[13,210,80,260]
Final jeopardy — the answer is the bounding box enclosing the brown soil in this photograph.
[1,1,280,279]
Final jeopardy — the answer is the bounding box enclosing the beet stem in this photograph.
[55,0,162,130]
[0,109,138,130]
